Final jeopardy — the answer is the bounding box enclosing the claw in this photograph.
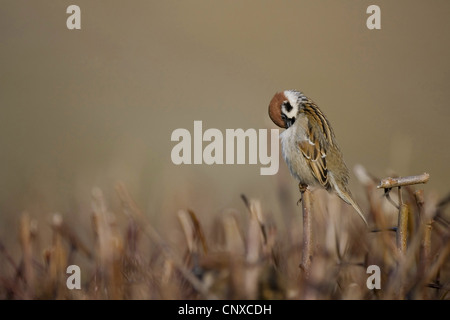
[298,183,308,193]
[297,183,308,205]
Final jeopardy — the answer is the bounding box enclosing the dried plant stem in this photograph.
[20,214,34,299]
[115,183,217,299]
[396,202,408,255]
[299,187,313,279]
[422,221,432,264]
[187,209,209,255]
[378,174,433,298]
[414,190,432,268]
[241,194,265,299]
[245,204,261,299]
[425,238,450,286]
[377,173,429,189]
[379,174,432,254]
[91,188,124,299]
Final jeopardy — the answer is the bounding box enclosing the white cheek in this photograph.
[285,108,297,119]
[284,90,299,104]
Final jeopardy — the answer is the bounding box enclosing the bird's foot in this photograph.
[297,183,308,205]
[298,183,308,193]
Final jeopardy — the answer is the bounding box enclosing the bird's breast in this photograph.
[280,126,318,187]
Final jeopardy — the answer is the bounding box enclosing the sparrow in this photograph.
[268,90,368,226]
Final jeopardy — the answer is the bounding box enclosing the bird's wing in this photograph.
[297,101,334,189]
[298,136,329,188]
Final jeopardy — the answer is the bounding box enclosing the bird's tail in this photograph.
[335,187,369,227]
[346,195,369,227]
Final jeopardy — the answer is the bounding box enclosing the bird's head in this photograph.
[268,90,303,129]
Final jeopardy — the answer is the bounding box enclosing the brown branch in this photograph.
[396,203,408,254]
[377,173,429,189]
[187,209,209,255]
[299,187,313,279]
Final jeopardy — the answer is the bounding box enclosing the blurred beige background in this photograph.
[1,1,449,238]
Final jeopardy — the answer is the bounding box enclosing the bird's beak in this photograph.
[285,118,295,129]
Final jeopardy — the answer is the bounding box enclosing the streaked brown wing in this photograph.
[297,100,336,188]
[298,137,329,188]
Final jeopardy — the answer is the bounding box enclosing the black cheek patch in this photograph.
[286,117,296,128]
[283,101,293,113]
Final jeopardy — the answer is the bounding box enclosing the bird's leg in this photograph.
[297,183,309,205]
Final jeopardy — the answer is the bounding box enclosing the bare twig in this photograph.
[396,203,408,254]
[396,186,408,255]
[299,187,313,279]
[377,173,429,189]
[379,174,432,255]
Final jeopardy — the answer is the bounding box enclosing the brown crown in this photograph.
[268,92,287,128]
